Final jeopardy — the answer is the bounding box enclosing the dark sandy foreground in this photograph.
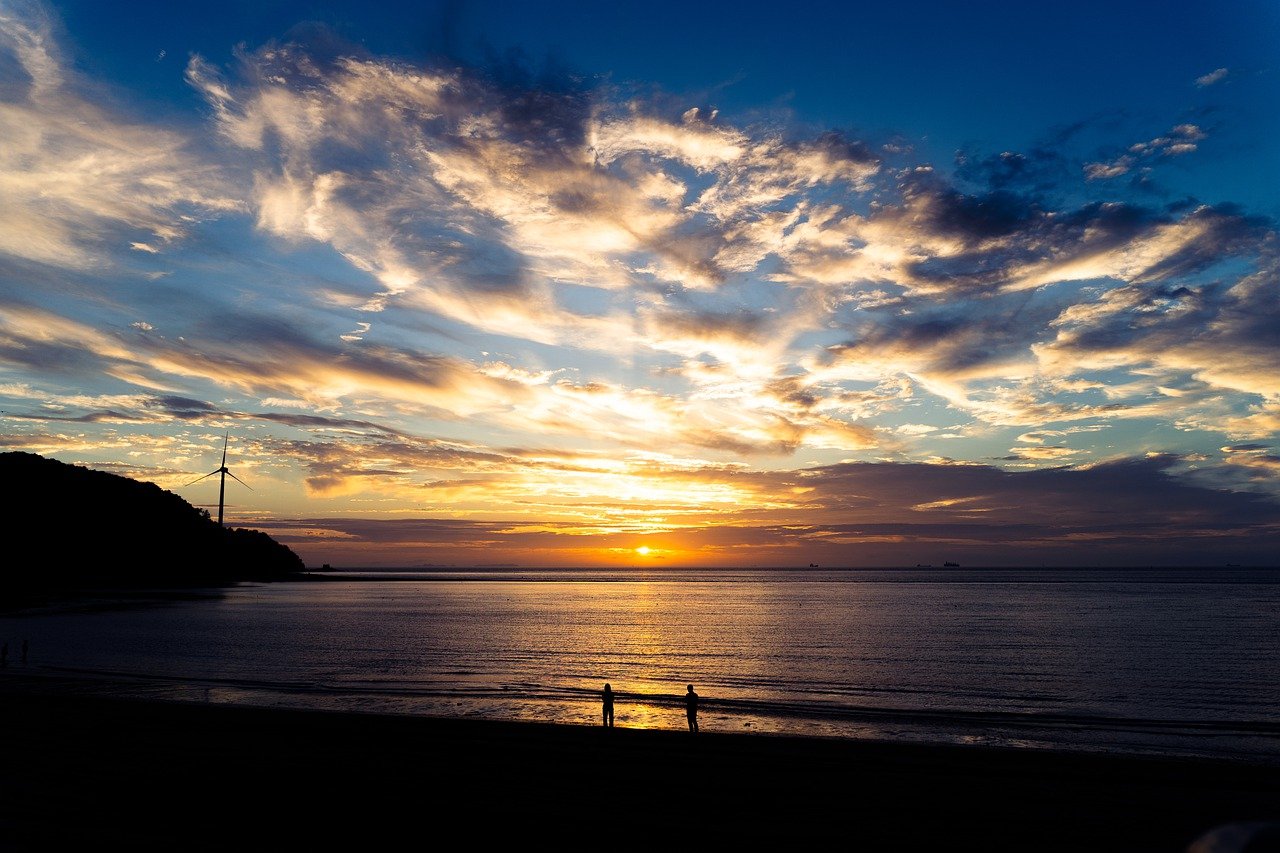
[0,688,1277,852]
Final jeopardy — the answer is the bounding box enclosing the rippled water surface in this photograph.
[4,568,1278,761]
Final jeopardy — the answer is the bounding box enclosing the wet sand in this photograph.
[0,687,1276,852]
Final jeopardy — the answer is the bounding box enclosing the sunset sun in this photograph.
[635,546,651,556]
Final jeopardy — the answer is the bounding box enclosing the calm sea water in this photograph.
[3,568,1278,763]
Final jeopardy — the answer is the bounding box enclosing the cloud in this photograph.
[0,298,522,410]
[781,195,1276,434]
[187,40,878,320]
[1035,244,1280,419]
[243,453,1280,566]
[0,7,239,268]
[0,295,879,456]
[1084,124,1206,181]
[593,108,748,171]
[1195,68,1228,88]
[954,144,1073,195]
[2,1,1279,549]
[1004,445,1081,461]
[170,29,1280,457]
[1017,425,1108,444]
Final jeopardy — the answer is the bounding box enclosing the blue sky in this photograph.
[2,0,1279,566]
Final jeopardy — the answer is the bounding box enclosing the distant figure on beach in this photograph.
[602,683,614,727]
[685,684,699,733]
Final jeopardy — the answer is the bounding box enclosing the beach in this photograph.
[1,681,1277,852]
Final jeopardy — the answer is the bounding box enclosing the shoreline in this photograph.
[4,666,1275,768]
[1,687,1277,851]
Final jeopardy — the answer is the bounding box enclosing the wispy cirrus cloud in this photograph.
[0,4,239,269]
[1195,67,1229,88]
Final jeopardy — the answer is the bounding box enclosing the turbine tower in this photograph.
[188,433,251,526]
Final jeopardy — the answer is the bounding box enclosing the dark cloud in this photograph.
[0,389,225,426]
[826,296,1064,376]
[954,147,1071,196]
[0,387,426,437]
[489,69,591,152]
[860,179,1274,331]
[253,412,405,435]
[868,183,1163,297]
[1052,284,1218,354]
[647,306,769,343]
[0,338,111,375]
[1132,205,1271,283]
[1042,247,1280,391]
[151,395,217,412]
[131,309,495,404]
[4,409,152,424]
[146,396,221,420]
[902,173,1046,243]
[252,433,514,496]
[765,376,819,410]
[793,454,1280,527]
[240,453,1280,567]
[680,422,806,456]
[808,130,881,171]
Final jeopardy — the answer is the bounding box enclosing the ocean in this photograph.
[3,567,1277,763]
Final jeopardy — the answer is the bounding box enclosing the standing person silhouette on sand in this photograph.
[602,683,614,727]
[685,683,699,732]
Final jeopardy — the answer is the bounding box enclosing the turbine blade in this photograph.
[186,469,220,486]
[226,470,253,490]
[221,432,229,466]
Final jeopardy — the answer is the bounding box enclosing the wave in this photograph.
[26,665,1280,745]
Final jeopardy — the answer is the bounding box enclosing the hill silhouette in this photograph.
[2,452,304,595]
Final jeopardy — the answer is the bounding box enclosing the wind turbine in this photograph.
[188,433,251,526]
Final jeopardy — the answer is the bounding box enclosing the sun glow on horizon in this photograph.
[635,546,651,555]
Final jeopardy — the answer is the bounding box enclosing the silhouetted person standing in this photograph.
[685,683,699,732]
[602,683,614,727]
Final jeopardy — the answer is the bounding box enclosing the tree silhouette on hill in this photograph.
[2,451,304,593]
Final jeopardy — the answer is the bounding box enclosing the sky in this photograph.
[2,0,1279,568]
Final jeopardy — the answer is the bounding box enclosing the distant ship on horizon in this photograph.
[944,561,960,568]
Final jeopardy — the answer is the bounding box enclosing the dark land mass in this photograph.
[1,452,303,603]
[0,683,1276,852]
